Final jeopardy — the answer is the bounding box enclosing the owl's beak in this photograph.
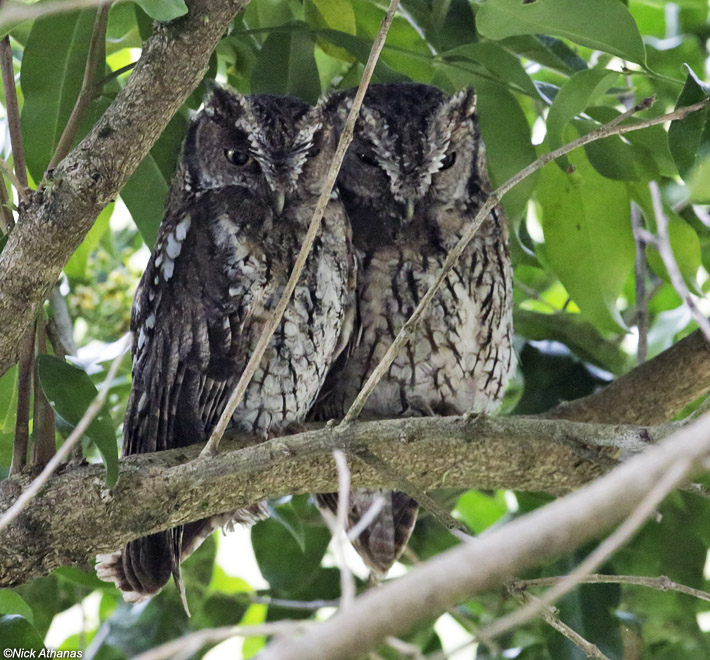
[271,188,286,216]
[406,198,416,221]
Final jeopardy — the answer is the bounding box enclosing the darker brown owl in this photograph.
[313,83,514,576]
[97,89,355,602]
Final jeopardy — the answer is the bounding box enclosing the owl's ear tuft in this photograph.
[448,87,476,120]
[203,85,248,120]
[449,87,476,119]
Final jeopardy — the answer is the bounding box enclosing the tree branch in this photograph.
[547,328,710,424]
[0,415,663,587]
[0,0,250,377]
[256,411,710,660]
[512,574,710,605]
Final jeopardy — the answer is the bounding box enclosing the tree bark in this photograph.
[547,329,710,425]
[0,0,249,377]
[0,415,664,587]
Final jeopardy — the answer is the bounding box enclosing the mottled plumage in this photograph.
[97,89,354,601]
[313,83,514,575]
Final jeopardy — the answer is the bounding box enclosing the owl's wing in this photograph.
[124,187,269,456]
[100,188,270,603]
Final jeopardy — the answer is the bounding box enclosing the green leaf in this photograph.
[586,105,677,179]
[122,112,187,247]
[36,355,118,487]
[269,502,306,552]
[514,309,631,374]
[351,0,434,81]
[65,203,113,280]
[21,8,97,182]
[319,29,407,82]
[476,0,646,65]
[242,0,294,39]
[454,490,507,534]
[133,0,188,21]
[305,0,357,61]
[668,64,710,181]
[537,142,635,333]
[0,590,33,622]
[441,41,538,97]
[252,515,331,597]
[122,154,170,248]
[55,566,114,590]
[501,34,588,74]
[0,365,18,433]
[251,26,321,104]
[475,82,538,223]
[513,343,608,416]
[0,615,45,653]
[546,68,619,171]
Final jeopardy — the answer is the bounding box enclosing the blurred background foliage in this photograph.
[2,0,710,658]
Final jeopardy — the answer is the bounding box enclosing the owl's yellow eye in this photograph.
[225,149,250,166]
[440,152,456,170]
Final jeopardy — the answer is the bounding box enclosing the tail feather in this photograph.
[96,504,269,605]
[316,489,418,576]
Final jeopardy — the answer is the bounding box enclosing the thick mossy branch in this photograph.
[0,415,666,587]
[0,0,249,376]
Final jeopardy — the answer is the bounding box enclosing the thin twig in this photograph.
[631,204,648,363]
[340,96,710,424]
[0,334,128,534]
[0,33,27,191]
[48,4,110,170]
[478,457,691,640]
[347,494,386,542]
[385,636,427,659]
[47,284,78,357]
[0,171,14,233]
[426,638,477,660]
[246,594,339,610]
[32,315,56,466]
[10,327,33,475]
[96,61,137,87]
[0,154,27,201]
[647,181,710,341]
[513,573,710,604]
[200,0,402,457]
[130,621,308,660]
[511,590,610,660]
[333,449,357,609]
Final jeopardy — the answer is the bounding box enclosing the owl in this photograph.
[97,88,355,602]
[313,83,514,575]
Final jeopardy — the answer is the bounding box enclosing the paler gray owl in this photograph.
[97,88,355,602]
[313,83,514,575]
